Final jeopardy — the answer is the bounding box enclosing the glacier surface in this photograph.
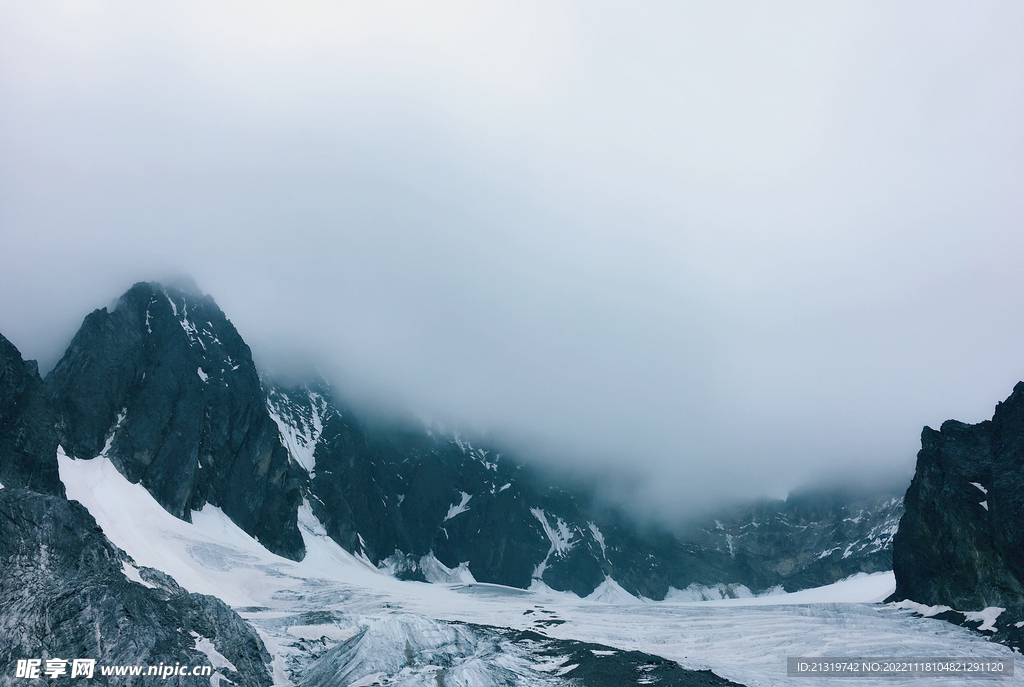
[59,452,1021,687]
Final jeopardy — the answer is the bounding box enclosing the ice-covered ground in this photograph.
[60,452,1021,687]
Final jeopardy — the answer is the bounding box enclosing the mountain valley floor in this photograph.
[59,452,1021,687]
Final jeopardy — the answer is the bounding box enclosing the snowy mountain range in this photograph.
[2,280,1020,685]
[40,281,904,601]
[683,486,904,594]
[267,376,907,601]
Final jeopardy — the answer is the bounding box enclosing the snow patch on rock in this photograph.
[444,492,472,521]
[531,508,576,581]
[267,389,327,474]
[120,561,157,589]
[964,607,1004,633]
[190,631,237,672]
[588,522,607,559]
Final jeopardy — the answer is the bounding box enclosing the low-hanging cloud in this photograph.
[2,1,1023,519]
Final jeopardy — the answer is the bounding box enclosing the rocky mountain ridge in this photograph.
[893,382,1024,651]
[6,282,907,600]
[269,377,904,599]
[0,488,274,687]
[31,281,907,600]
[684,486,903,593]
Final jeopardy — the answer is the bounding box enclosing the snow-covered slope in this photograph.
[60,451,1021,687]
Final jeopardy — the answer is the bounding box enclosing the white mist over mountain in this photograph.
[2,2,1023,516]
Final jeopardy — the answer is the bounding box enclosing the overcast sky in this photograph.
[2,2,1023,517]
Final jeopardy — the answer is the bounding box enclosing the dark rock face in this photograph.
[46,282,304,560]
[268,383,560,590]
[893,382,1024,646]
[362,426,591,593]
[0,488,272,686]
[271,381,688,596]
[0,333,63,496]
[269,380,896,599]
[684,487,904,592]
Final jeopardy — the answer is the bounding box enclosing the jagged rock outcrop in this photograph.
[46,281,304,560]
[893,382,1024,649]
[0,487,273,686]
[0,333,63,496]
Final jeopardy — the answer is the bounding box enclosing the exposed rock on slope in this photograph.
[0,333,63,496]
[1,330,273,685]
[268,381,588,592]
[0,488,273,686]
[684,486,904,592]
[893,382,1024,650]
[270,380,897,599]
[46,281,304,560]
